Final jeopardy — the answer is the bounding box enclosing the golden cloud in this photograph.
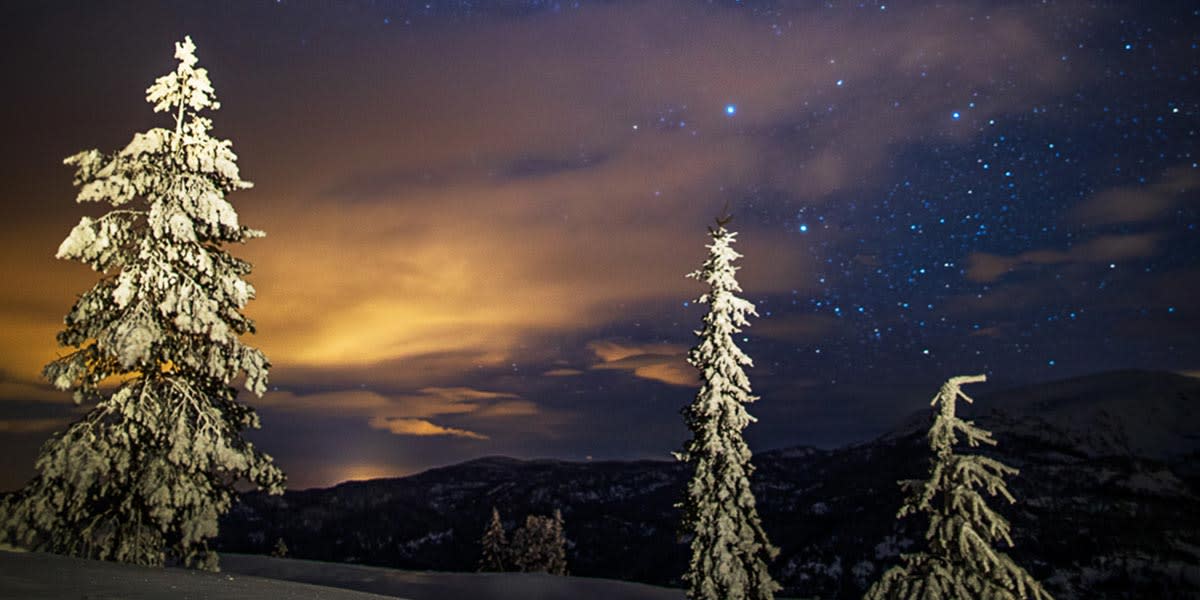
[367,416,487,440]
[629,362,695,387]
[473,400,540,418]
[252,385,535,440]
[543,368,583,377]
[587,339,693,387]
[587,340,689,363]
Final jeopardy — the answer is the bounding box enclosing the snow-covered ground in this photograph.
[0,550,693,600]
[0,549,398,600]
[221,553,687,600]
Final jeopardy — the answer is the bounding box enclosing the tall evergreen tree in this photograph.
[676,217,779,600]
[864,375,1053,600]
[478,507,508,572]
[0,37,283,571]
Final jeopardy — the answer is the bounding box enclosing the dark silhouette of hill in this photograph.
[218,370,1200,599]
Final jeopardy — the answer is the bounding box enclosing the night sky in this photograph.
[0,1,1197,490]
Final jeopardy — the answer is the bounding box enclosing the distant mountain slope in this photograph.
[218,370,1200,599]
[981,369,1200,461]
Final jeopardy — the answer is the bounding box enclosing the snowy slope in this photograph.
[0,549,699,600]
[221,553,688,600]
[0,549,403,600]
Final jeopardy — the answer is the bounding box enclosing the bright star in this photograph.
[725,104,737,116]
[951,111,961,120]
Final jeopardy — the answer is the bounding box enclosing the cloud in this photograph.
[473,400,540,418]
[207,0,1068,382]
[587,340,688,363]
[753,314,838,343]
[500,152,612,180]
[542,368,583,377]
[1071,167,1199,226]
[627,362,695,387]
[965,234,1162,283]
[0,381,74,405]
[419,386,521,403]
[970,326,1005,339]
[367,416,488,440]
[0,417,71,434]
[586,339,693,386]
[254,385,534,440]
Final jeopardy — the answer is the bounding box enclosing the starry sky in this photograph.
[0,1,1196,490]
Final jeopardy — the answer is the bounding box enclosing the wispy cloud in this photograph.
[0,417,71,434]
[368,416,488,440]
[587,340,687,363]
[254,385,533,441]
[1071,167,1199,226]
[586,339,693,387]
[965,234,1161,283]
[0,381,74,405]
[752,314,838,343]
[542,368,583,377]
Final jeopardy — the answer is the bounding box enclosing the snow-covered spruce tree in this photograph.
[675,216,780,600]
[864,375,1053,600]
[478,507,508,572]
[0,37,283,571]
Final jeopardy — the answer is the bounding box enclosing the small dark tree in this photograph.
[271,538,289,558]
[510,512,568,575]
[546,509,568,576]
[478,507,507,572]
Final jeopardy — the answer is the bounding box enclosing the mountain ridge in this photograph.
[217,370,1200,599]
